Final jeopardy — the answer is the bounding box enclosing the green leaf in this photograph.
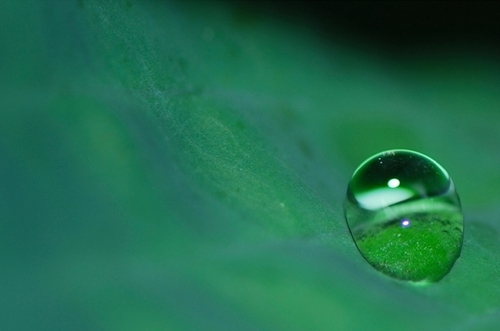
[2,1,500,330]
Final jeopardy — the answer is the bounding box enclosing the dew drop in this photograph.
[344,149,464,282]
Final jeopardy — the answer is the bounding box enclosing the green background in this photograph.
[2,1,500,330]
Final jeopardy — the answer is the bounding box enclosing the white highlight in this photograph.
[387,178,400,188]
[356,188,413,210]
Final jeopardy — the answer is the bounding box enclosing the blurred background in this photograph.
[2,1,500,330]
[239,1,500,53]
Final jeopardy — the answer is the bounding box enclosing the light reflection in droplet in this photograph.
[388,178,400,188]
[401,219,410,228]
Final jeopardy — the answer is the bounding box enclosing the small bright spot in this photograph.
[279,202,285,208]
[401,219,410,228]
[387,178,400,188]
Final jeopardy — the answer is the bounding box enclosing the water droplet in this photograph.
[344,149,463,282]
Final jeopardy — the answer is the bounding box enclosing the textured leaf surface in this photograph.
[2,1,500,330]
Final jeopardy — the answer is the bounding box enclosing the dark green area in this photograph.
[348,150,451,196]
[2,1,500,330]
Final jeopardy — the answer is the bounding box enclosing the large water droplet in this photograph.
[344,149,463,283]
